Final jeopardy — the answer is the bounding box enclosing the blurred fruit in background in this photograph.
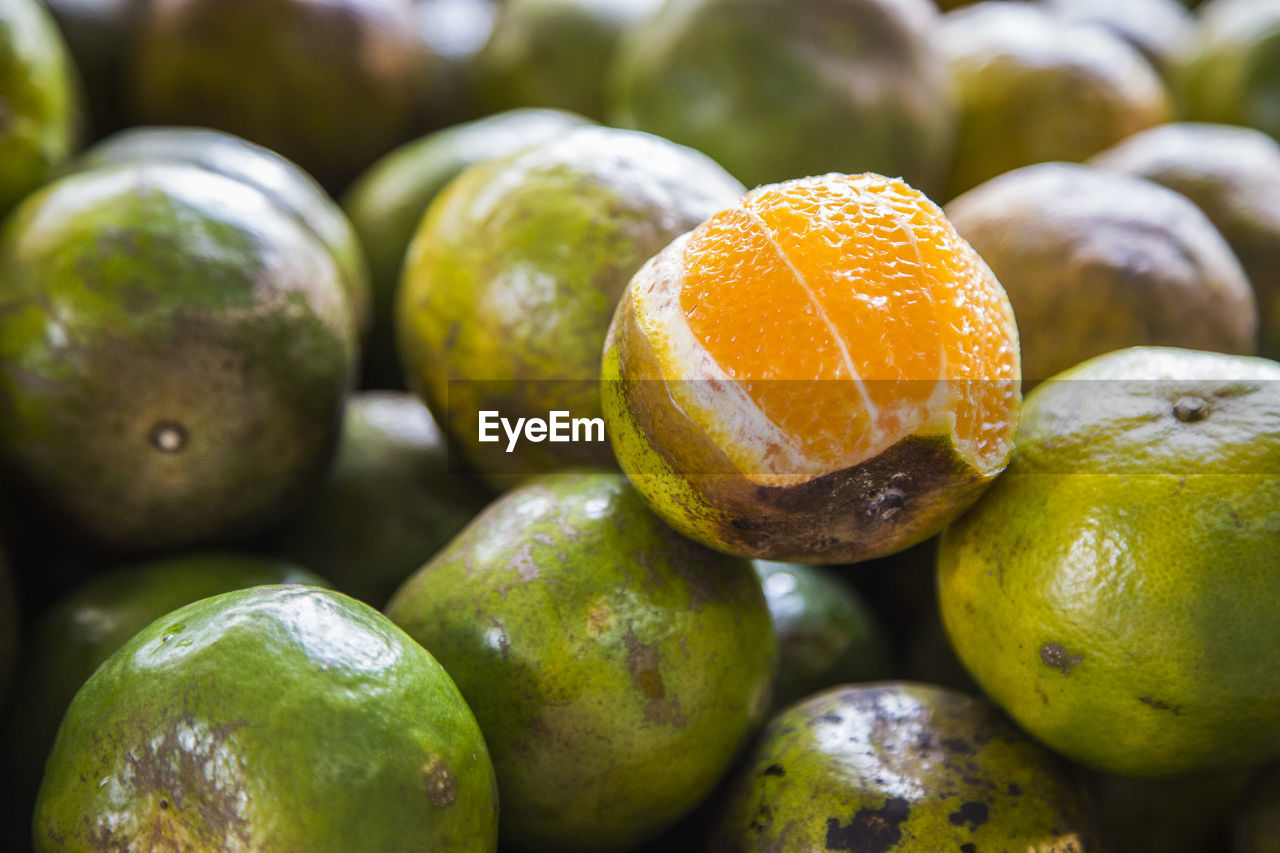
[128,0,434,189]
[386,472,777,851]
[610,0,954,193]
[472,0,660,121]
[753,560,893,711]
[939,347,1280,778]
[398,125,743,483]
[0,161,356,553]
[604,172,1020,563]
[33,585,499,851]
[73,125,373,336]
[711,683,1101,852]
[1044,0,1194,86]
[939,1,1170,199]
[416,0,499,126]
[0,0,81,217]
[1089,769,1253,853]
[1181,0,1280,144]
[946,162,1256,383]
[265,392,490,608]
[344,107,588,388]
[1091,122,1280,361]
[1235,763,1280,853]
[42,0,140,139]
[0,553,328,852]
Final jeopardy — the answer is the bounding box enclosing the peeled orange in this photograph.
[602,172,1020,563]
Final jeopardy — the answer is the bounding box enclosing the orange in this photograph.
[602,172,1020,564]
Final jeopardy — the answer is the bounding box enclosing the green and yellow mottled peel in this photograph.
[342,108,589,386]
[33,585,498,852]
[2,553,330,823]
[73,126,373,336]
[385,471,777,852]
[0,0,81,217]
[0,162,356,552]
[396,126,742,484]
[939,347,1280,778]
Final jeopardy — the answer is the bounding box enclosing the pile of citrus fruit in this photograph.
[1,0,1278,850]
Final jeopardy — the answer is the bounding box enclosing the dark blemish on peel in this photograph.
[825,797,910,852]
[948,801,989,830]
[1138,696,1181,714]
[1040,642,1083,675]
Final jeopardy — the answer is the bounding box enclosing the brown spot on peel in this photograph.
[1040,642,1084,675]
[625,627,686,727]
[423,757,457,808]
[824,796,910,852]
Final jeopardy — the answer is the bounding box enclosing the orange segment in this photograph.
[676,173,1019,473]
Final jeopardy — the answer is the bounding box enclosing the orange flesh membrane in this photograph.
[677,174,1019,473]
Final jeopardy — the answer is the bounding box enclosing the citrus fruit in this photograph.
[602,171,1021,564]
[0,552,328,840]
[609,0,954,194]
[385,471,777,851]
[938,346,1280,778]
[128,0,432,188]
[73,125,373,336]
[0,161,356,552]
[1235,763,1280,853]
[945,162,1257,383]
[33,585,498,850]
[939,1,1170,199]
[1090,122,1280,361]
[0,0,81,217]
[711,683,1101,852]
[342,107,588,387]
[1180,0,1280,145]
[397,125,743,482]
[472,0,661,121]
[753,560,893,710]
[267,391,490,607]
[1042,0,1194,85]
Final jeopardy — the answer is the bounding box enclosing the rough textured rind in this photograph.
[940,2,1170,199]
[33,585,499,852]
[0,0,81,217]
[946,162,1258,383]
[342,108,589,385]
[385,471,777,852]
[610,0,954,194]
[395,126,743,483]
[73,126,373,336]
[0,162,355,552]
[129,0,432,188]
[938,346,1280,778]
[1090,121,1280,360]
[1,554,329,829]
[710,683,1100,852]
